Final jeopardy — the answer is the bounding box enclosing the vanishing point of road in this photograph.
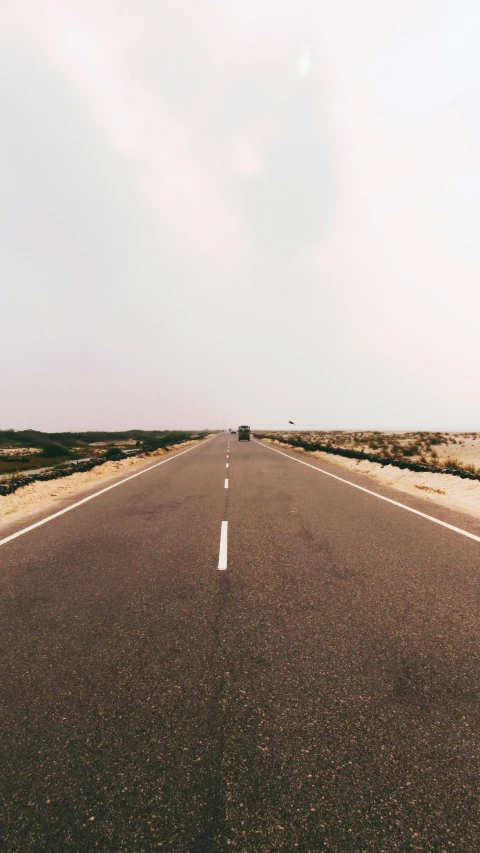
[1,434,479,852]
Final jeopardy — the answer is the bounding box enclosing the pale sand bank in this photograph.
[267,440,480,522]
[0,441,201,533]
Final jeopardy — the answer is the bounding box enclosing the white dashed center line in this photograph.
[218,521,228,570]
[226,463,229,468]
[224,479,229,489]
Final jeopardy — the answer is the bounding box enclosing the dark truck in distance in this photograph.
[238,425,251,441]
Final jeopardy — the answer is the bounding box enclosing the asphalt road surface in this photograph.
[1,434,479,852]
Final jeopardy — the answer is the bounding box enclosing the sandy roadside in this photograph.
[0,440,202,533]
[266,440,480,522]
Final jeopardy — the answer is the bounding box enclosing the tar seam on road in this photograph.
[218,520,228,570]
[254,439,480,544]
[0,437,215,549]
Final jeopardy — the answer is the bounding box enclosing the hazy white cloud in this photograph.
[297,49,311,77]
[1,0,479,429]
[4,1,249,257]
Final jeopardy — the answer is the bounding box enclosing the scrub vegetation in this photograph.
[254,431,480,481]
[0,430,207,479]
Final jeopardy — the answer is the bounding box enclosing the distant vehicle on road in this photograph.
[230,430,236,434]
[238,425,250,441]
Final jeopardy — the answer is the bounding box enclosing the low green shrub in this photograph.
[42,443,69,457]
[105,446,123,459]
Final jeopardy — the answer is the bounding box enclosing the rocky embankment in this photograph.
[256,434,480,482]
[0,440,202,497]
[0,452,141,497]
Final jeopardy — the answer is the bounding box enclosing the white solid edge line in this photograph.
[0,437,215,548]
[225,479,229,489]
[253,439,480,544]
[218,520,228,570]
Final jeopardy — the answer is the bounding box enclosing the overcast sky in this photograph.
[2,0,479,431]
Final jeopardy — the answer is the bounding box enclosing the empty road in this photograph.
[1,434,479,852]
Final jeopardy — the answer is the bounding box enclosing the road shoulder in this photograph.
[0,440,204,540]
[256,439,480,540]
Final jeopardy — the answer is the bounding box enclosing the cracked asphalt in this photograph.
[1,434,479,852]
